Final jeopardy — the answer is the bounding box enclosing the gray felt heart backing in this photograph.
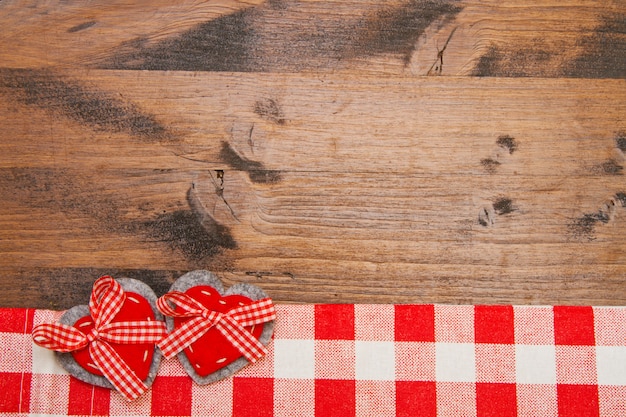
[166,270,275,385]
[55,278,163,390]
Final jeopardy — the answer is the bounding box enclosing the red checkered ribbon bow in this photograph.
[156,292,276,363]
[31,276,167,401]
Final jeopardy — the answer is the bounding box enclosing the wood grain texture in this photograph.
[0,69,625,307]
[0,1,625,308]
[1,0,624,77]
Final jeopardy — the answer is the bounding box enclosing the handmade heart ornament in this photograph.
[157,270,275,384]
[32,276,167,400]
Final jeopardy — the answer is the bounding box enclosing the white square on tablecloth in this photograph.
[515,344,556,384]
[435,343,476,382]
[273,339,315,379]
[31,342,67,375]
[355,341,395,381]
[596,346,626,385]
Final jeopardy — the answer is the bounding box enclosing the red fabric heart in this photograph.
[71,291,157,381]
[173,286,264,377]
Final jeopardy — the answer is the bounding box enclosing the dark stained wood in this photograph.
[1,1,625,77]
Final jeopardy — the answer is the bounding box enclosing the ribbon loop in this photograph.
[157,292,275,363]
[89,276,126,329]
[31,276,167,401]
[156,291,205,318]
[32,323,89,352]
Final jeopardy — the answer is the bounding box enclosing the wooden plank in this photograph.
[1,0,624,77]
[1,167,625,307]
[0,70,624,306]
[0,0,263,67]
[2,168,624,257]
[1,70,625,176]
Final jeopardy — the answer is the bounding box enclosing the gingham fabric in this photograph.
[1,304,625,416]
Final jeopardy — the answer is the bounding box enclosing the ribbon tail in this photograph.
[91,341,148,401]
[217,316,268,363]
[157,317,213,359]
[228,298,276,327]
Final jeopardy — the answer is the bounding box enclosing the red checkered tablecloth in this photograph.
[1,305,625,416]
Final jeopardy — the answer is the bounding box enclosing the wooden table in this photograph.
[1,0,625,309]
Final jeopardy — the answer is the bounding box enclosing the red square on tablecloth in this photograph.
[557,384,599,417]
[315,379,356,417]
[476,382,517,417]
[0,372,31,413]
[395,305,435,342]
[150,376,192,416]
[396,381,437,417]
[233,377,274,417]
[315,305,355,340]
[68,377,110,416]
[475,305,515,344]
[554,306,595,346]
[0,308,34,333]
